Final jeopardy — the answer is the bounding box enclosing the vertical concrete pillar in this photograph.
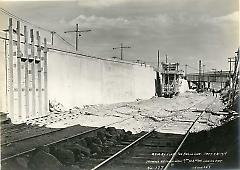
[24,26,29,119]
[8,18,14,118]
[36,31,42,116]
[43,38,48,114]
[16,21,22,120]
[30,29,36,117]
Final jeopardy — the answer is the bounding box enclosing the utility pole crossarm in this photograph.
[78,30,92,33]
[64,30,77,33]
[113,43,131,60]
[113,46,131,50]
[64,30,92,33]
[64,24,92,51]
[113,47,120,50]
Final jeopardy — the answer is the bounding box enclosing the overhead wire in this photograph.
[0,8,153,66]
[0,8,52,33]
[55,33,74,48]
[187,65,199,71]
[0,8,74,48]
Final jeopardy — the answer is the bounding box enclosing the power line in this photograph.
[0,8,52,33]
[55,33,74,48]
[187,65,198,71]
[0,8,74,48]
[0,35,153,68]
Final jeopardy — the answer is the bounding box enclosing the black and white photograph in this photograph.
[0,0,239,169]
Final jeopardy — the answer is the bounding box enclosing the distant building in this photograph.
[161,62,183,97]
[186,71,230,90]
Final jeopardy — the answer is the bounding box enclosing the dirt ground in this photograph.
[27,91,226,134]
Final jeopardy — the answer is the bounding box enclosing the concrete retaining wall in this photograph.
[48,50,155,109]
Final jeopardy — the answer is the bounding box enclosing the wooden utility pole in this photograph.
[50,31,56,46]
[228,57,235,77]
[220,70,223,89]
[212,69,216,82]
[198,60,202,90]
[185,64,188,76]
[156,50,162,96]
[203,64,205,89]
[64,24,91,51]
[75,24,78,51]
[165,54,168,63]
[113,43,131,60]
[228,48,239,109]
[232,48,239,94]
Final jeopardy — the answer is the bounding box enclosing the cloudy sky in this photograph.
[0,0,239,72]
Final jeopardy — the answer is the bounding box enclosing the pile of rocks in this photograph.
[3,127,138,170]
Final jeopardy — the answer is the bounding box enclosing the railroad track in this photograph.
[1,116,134,162]
[88,130,183,170]
[1,126,104,162]
[1,111,100,146]
[1,126,63,146]
[1,121,183,170]
[1,95,218,170]
[88,112,206,170]
[85,98,217,170]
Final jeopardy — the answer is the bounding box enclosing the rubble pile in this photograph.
[28,92,228,135]
[3,127,140,170]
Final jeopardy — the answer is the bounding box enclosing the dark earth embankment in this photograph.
[171,117,239,170]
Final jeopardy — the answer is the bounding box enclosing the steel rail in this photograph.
[162,111,205,170]
[1,128,63,146]
[2,112,73,135]
[1,113,80,145]
[2,115,133,146]
[91,129,155,170]
[1,123,27,134]
[1,116,134,162]
[163,97,217,170]
[1,126,105,162]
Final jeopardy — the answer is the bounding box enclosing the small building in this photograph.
[161,62,183,97]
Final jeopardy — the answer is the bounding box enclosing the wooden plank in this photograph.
[24,25,29,120]
[8,18,14,118]
[16,20,22,120]
[43,38,48,115]
[36,31,42,116]
[30,29,36,117]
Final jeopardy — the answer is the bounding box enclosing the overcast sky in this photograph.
[0,0,239,72]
